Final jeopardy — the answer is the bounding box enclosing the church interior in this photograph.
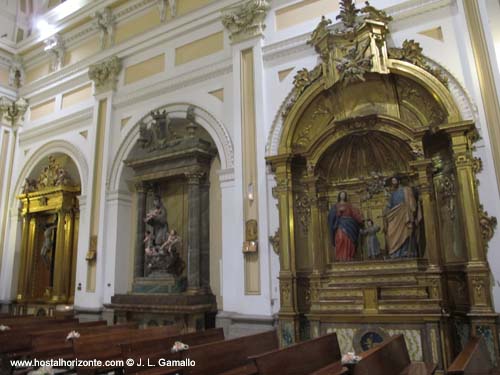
[1,0,500,374]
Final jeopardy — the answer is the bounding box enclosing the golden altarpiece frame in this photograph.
[267,2,498,372]
[15,156,80,315]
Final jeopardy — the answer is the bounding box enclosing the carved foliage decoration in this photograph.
[388,39,448,87]
[479,205,497,250]
[88,56,122,94]
[222,0,270,43]
[282,0,449,123]
[22,156,73,193]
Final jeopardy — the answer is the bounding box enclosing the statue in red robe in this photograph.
[328,191,364,261]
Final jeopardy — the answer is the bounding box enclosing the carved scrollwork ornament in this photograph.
[436,175,457,220]
[472,157,483,174]
[478,205,497,250]
[88,56,122,94]
[269,230,280,255]
[295,193,312,233]
[280,281,291,304]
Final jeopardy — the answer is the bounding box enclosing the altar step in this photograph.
[319,285,430,301]
[313,259,442,315]
[315,297,442,314]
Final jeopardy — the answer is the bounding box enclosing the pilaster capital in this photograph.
[88,56,122,95]
[222,0,270,44]
[0,97,29,126]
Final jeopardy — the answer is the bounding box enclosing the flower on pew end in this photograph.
[28,366,55,375]
[171,341,189,353]
[0,324,10,331]
[341,352,361,364]
[66,330,81,340]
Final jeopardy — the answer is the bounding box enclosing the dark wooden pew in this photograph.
[0,316,75,331]
[251,332,346,375]
[0,319,82,354]
[74,325,180,375]
[28,322,137,361]
[121,327,225,374]
[351,334,436,375]
[179,330,279,375]
[447,336,499,375]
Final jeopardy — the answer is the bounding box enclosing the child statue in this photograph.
[360,219,381,259]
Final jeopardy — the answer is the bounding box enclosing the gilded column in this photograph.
[52,209,68,302]
[186,172,202,293]
[270,156,300,345]
[449,125,495,318]
[410,159,442,268]
[16,213,31,301]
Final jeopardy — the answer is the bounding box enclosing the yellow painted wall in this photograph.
[66,36,99,66]
[61,84,93,109]
[30,99,56,121]
[25,63,50,84]
[0,67,9,86]
[125,54,165,85]
[175,31,223,66]
[275,0,339,30]
[115,8,161,44]
[177,0,214,15]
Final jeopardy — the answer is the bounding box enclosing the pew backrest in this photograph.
[352,334,411,375]
[251,332,341,375]
[183,330,279,375]
[447,337,493,375]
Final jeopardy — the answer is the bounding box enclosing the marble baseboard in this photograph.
[216,311,277,339]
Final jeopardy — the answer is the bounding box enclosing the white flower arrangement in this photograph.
[341,352,361,364]
[28,366,55,375]
[66,330,81,340]
[0,324,10,331]
[171,341,189,353]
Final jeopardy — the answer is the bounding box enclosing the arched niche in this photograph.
[267,7,498,369]
[15,153,82,311]
[108,105,222,331]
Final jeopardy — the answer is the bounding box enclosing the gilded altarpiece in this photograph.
[268,2,498,372]
[15,156,80,315]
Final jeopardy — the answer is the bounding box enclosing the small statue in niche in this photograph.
[360,219,381,259]
[144,195,169,247]
[328,191,364,261]
[40,222,57,268]
[383,176,421,258]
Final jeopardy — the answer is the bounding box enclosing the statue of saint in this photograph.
[40,222,57,267]
[144,195,169,247]
[383,176,420,258]
[328,191,364,261]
